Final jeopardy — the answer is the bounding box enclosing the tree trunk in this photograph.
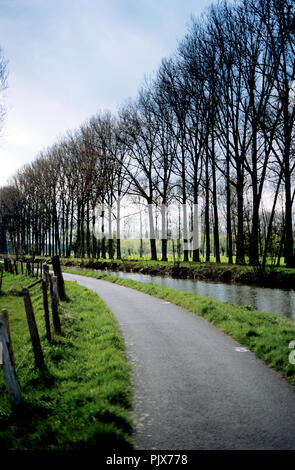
[116,196,121,260]
[108,203,113,259]
[226,152,233,264]
[211,143,220,263]
[101,203,106,259]
[139,204,143,258]
[182,202,189,262]
[192,200,200,262]
[236,164,245,265]
[86,199,90,258]
[92,210,97,259]
[148,203,157,261]
[284,170,294,267]
[161,203,168,261]
[205,148,210,262]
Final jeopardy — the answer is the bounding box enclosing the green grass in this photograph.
[64,268,295,386]
[0,273,133,450]
[6,253,288,269]
[23,255,293,289]
[4,254,294,289]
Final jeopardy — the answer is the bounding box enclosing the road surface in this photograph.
[63,272,295,450]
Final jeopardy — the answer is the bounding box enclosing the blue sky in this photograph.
[0,0,212,186]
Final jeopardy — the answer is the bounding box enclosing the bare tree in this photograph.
[0,47,7,133]
[117,94,159,260]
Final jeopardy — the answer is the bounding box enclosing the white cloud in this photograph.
[0,0,212,186]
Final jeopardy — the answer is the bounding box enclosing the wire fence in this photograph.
[0,256,64,408]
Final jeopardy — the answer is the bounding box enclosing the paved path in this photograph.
[63,273,295,450]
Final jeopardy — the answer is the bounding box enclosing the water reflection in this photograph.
[99,270,295,322]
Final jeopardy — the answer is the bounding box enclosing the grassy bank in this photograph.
[3,255,295,289]
[0,273,133,450]
[64,268,295,386]
[33,256,295,289]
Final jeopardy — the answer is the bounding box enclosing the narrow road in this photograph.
[63,273,295,450]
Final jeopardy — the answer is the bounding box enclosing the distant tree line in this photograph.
[1,0,295,266]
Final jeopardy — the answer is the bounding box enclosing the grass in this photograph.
[2,264,295,449]
[24,255,294,289]
[4,254,295,288]
[0,273,133,450]
[63,268,295,386]
[7,250,288,266]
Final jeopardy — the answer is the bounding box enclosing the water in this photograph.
[96,269,295,322]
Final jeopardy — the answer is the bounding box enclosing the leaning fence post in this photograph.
[2,309,15,367]
[0,314,22,408]
[22,288,44,369]
[50,276,61,334]
[42,280,51,342]
[51,255,66,301]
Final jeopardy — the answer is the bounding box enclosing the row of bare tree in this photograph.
[0,45,8,255]
[1,0,295,266]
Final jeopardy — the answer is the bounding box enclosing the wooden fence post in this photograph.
[22,288,44,369]
[51,255,66,301]
[14,261,18,275]
[0,314,22,408]
[2,309,15,367]
[26,261,31,277]
[50,276,61,333]
[8,260,13,274]
[42,280,51,342]
[4,258,8,272]
[20,260,24,275]
[36,262,39,278]
[43,263,49,282]
[0,267,3,290]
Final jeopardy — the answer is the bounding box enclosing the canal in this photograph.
[97,269,295,322]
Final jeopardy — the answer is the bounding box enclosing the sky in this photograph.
[0,0,213,187]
